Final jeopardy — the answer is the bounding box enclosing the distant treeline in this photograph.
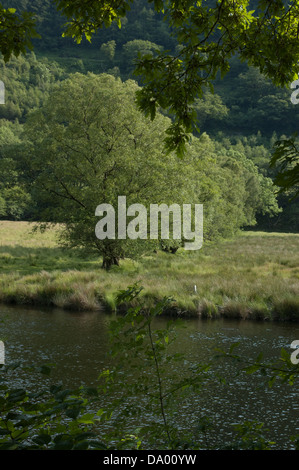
[0,0,298,232]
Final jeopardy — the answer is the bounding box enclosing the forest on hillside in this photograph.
[0,0,298,235]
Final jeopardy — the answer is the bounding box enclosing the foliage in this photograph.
[0,284,212,450]
[0,119,31,219]
[189,135,280,239]
[46,1,299,156]
[213,66,299,137]
[15,71,279,267]
[121,39,162,76]
[0,2,39,62]
[100,283,214,449]
[50,0,299,192]
[1,1,299,157]
[270,134,299,199]
[0,52,66,121]
[0,4,296,231]
[193,91,229,131]
[98,284,299,448]
[21,73,193,268]
[0,224,298,321]
[0,284,298,450]
[0,362,110,450]
[100,40,116,63]
[224,421,276,450]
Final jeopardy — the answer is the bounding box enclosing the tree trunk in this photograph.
[102,255,120,270]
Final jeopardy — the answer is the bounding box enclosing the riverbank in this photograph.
[0,221,298,321]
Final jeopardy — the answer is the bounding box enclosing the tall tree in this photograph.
[50,0,299,156]
[22,73,193,268]
[270,135,299,198]
[3,1,299,192]
[0,2,39,61]
[0,119,31,219]
[2,1,299,154]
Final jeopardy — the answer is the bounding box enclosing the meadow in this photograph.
[0,221,298,321]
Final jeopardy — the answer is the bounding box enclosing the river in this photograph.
[0,304,298,449]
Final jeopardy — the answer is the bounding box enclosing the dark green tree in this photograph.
[270,135,299,198]
[0,2,39,61]
[48,1,299,156]
[22,73,193,269]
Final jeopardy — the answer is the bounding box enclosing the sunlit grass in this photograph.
[0,221,298,320]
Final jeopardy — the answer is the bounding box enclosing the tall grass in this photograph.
[0,221,298,320]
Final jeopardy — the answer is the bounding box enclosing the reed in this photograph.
[0,221,298,321]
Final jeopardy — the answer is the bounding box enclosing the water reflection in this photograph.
[0,304,298,448]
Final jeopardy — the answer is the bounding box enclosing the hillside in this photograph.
[0,0,298,232]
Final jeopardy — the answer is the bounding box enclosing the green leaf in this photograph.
[65,407,81,419]
[32,434,52,446]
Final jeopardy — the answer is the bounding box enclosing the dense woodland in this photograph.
[0,0,298,241]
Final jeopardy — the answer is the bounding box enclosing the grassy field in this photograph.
[0,221,298,321]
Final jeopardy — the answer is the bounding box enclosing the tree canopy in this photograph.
[0,1,297,233]
[50,0,299,155]
[21,73,192,268]
[0,2,39,61]
[14,71,278,268]
[2,1,299,156]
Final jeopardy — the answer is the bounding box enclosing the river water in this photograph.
[0,304,298,449]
